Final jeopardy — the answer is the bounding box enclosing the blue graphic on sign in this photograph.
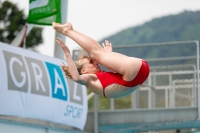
[45,62,68,101]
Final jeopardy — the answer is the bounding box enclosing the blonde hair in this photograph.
[62,54,89,79]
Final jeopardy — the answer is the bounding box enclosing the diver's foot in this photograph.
[52,22,73,34]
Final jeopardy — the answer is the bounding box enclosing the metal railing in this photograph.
[71,40,200,132]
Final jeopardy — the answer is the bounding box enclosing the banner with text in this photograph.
[0,42,88,130]
[27,0,61,25]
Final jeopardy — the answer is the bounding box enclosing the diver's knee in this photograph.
[89,50,102,60]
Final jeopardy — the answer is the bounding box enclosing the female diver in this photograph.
[53,22,149,98]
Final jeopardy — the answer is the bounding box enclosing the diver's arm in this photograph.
[56,37,89,85]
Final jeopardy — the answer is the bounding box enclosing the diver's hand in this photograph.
[56,37,70,55]
[102,40,112,52]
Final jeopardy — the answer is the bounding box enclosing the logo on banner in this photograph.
[3,51,69,101]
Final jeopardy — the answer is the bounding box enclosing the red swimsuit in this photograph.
[95,60,149,97]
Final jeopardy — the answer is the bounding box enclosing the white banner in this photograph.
[0,42,88,130]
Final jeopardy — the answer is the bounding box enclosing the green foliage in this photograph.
[88,92,132,111]
[0,1,43,48]
[26,27,43,47]
[88,95,111,111]
[99,10,200,46]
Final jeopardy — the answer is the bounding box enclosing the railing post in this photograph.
[192,65,196,107]
[169,73,175,108]
[196,41,200,120]
[152,70,156,108]
[46,128,49,133]
[94,94,99,133]
[110,99,114,110]
[148,73,152,109]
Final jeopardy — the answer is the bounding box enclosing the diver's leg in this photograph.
[53,22,142,80]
